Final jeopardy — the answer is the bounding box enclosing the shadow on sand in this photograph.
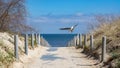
[40,53,66,61]
[47,47,58,52]
[76,64,93,66]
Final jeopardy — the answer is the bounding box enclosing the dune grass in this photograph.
[0,40,15,66]
[86,19,120,67]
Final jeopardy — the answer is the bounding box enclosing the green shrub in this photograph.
[116,61,120,68]
[111,53,120,59]
[0,52,5,63]
[111,53,120,68]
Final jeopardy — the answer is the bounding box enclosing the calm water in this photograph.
[41,34,77,47]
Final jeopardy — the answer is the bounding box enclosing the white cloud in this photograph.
[75,12,84,16]
[27,13,95,24]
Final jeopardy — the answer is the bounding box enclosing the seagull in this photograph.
[59,24,78,32]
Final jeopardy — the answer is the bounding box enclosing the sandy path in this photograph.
[22,47,99,68]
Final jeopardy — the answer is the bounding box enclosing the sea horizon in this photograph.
[41,34,77,47]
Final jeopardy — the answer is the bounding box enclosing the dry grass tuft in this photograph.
[90,19,120,67]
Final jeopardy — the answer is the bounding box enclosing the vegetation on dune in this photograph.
[0,0,35,67]
[0,0,34,34]
[0,32,25,67]
[84,15,120,68]
[0,0,49,68]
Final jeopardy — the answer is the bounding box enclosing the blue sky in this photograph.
[26,0,120,34]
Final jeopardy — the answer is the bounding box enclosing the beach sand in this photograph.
[12,46,100,68]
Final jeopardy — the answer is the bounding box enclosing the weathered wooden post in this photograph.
[41,36,43,46]
[71,40,73,46]
[37,33,40,46]
[84,34,87,49]
[90,35,93,53]
[69,41,71,46]
[79,34,82,48]
[69,40,71,46]
[25,34,28,55]
[31,33,34,49]
[74,36,76,46]
[76,36,78,46]
[75,36,77,46]
[101,36,106,62]
[35,33,37,45]
[14,35,19,59]
[77,34,79,46]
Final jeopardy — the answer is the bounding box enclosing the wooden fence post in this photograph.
[37,33,40,46]
[74,36,76,46]
[79,34,82,48]
[68,42,70,47]
[76,36,78,46]
[69,40,72,46]
[14,35,19,59]
[84,34,87,49]
[69,41,71,46]
[25,34,28,55]
[35,33,37,45]
[90,35,93,53]
[75,36,78,46]
[101,36,106,62]
[31,33,34,49]
[77,34,79,46]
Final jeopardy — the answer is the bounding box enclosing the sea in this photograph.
[41,34,77,47]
